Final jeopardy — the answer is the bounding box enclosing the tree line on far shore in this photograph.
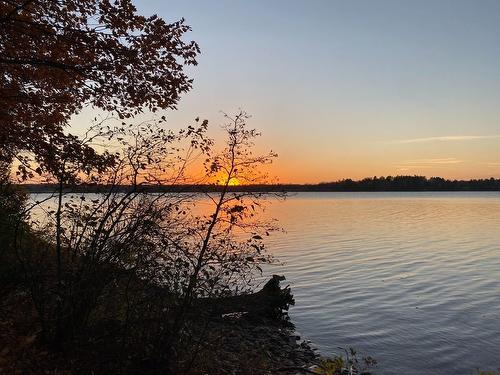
[315,175,500,191]
[23,175,500,193]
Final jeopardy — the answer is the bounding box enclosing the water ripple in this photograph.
[264,192,500,375]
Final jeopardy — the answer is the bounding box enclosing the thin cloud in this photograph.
[392,135,500,144]
[401,158,464,165]
[395,166,432,170]
[394,158,464,171]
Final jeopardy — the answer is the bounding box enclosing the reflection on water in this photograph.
[30,191,500,373]
[263,192,500,375]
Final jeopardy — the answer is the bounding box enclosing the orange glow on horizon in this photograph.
[227,177,240,186]
[210,171,242,186]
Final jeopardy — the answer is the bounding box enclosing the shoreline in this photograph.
[0,274,320,374]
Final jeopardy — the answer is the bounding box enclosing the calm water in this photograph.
[30,191,500,373]
[263,192,500,374]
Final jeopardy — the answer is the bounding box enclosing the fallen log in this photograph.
[200,275,295,321]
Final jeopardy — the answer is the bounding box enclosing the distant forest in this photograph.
[24,175,500,193]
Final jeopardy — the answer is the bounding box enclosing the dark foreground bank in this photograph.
[0,275,321,374]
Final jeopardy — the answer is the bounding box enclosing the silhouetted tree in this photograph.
[0,0,199,177]
[13,111,281,372]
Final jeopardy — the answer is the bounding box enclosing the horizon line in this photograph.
[19,175,500,188]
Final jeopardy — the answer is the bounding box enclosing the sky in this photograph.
[73,0,500,183]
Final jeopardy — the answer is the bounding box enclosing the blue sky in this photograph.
[75,0,500,182]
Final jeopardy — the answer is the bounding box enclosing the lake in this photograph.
[263,192,500,374]
[29,191,500,373]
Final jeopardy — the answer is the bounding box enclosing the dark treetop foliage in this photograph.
[0,0,199,176]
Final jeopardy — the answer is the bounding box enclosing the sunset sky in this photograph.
[73,0,500,183]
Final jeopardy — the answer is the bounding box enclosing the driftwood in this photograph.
[201,275,295,321]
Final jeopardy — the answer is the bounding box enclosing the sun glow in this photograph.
[211,171,242,186]
[227,177,241,186]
